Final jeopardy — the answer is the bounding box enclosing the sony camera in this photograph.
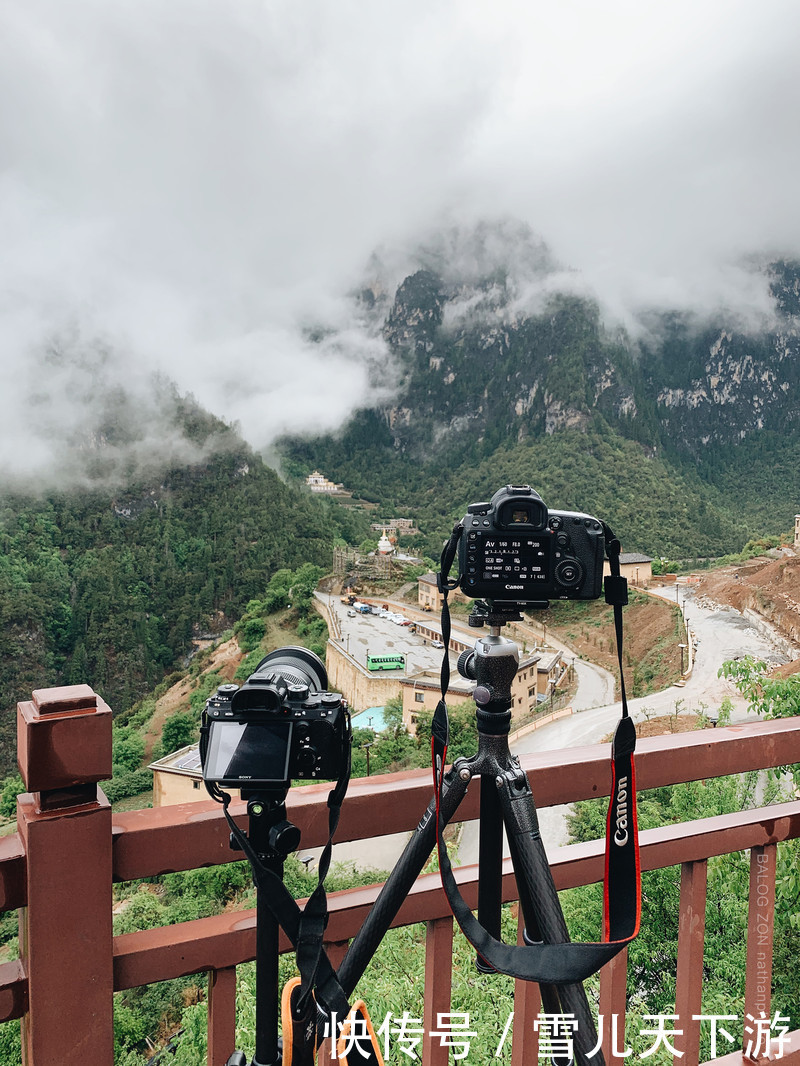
[457,484,605,604]
[200,647,350,789]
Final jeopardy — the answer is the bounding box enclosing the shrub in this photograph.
[102,767,154,804]
[161,712,197,755]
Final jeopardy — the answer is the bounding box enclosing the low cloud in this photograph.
[2,0,799,487]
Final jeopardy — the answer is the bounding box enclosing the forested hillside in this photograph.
[280,247,800,557]
[0,439,369,776]
[283,419,752,561]
[4,231,800,776]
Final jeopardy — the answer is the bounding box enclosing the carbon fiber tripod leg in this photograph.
[498,770,604,1066]
[337,763,471,997]
[475,768,571,1064]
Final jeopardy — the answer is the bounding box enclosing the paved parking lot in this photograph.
[317,593,459,676]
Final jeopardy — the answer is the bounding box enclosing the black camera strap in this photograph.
[431,521,641,983]
[203,755,354,1021]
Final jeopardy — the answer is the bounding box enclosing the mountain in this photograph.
[281,234,800,558]
[3,223,799,777]
[0,408,370,775]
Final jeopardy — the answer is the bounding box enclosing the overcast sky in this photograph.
[2,0,799,485]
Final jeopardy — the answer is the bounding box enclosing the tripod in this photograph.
[220,597,634,1065]
[336,602,603,1066]
[224,791,301,1066]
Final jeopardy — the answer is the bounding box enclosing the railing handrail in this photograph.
[111,715,800,882]
[9,693,800,1066]
[0,715,798,909]
[111,795,800,990]
[1,794,798,1020]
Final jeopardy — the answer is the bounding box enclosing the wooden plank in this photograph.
[599,947,629,1063]
[422,917,454,1066]
[512,908,540,1066]
[744,844,776,1027]
[675,860,708,1066]
[108,718,800,882]
[207,967,237,1066]
[112,801,800,992]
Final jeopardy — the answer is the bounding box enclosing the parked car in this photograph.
[432,640,444,649]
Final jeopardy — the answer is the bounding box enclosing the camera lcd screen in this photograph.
[204,719,293,784]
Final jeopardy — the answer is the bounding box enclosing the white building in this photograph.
[306,471,343,494]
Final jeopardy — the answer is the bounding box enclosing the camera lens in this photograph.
[252,646,328,693]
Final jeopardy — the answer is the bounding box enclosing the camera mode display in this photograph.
[463,532,552,587]
[457,485,604,603]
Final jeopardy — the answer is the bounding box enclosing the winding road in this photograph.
[463,582,797,858]
[311,582,798,870]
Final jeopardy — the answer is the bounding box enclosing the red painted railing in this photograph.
[3,686,800,1065]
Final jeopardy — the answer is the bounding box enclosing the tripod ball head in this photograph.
[458,634,519,712]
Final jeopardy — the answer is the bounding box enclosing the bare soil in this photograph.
[143,607,315,759]
[634,712,703,737]
[601,713,706,744]
[693,554,800,676]
[143,634,271,758]
[541,593,686,697]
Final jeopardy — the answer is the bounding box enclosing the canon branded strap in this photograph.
[431,520,641,983]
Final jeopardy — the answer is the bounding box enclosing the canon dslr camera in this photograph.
[458,484,604,604]
[200,647,350,789]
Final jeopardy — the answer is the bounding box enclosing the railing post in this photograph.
[16,685,114,1065]
[599,947,629,1062]
[745,844,776,1026]
[422,917,453,1066]
[674,859,708,1066]
[207,967,237,1066]
[512,907,541,1066]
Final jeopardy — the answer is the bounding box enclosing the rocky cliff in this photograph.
[373,252,800,464]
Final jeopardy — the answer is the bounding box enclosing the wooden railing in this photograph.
[3,686,800,1064]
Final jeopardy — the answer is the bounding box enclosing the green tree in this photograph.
[413,699,479,762]
[112,729,146,772]
[161,711,197,755]
[238,617,266,653]
[719,656,800,720]
[290,563,324,618]
[0,773,24,818]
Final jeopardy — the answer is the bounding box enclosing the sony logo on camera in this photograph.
[457,485,605,604]
[200,647,350,789]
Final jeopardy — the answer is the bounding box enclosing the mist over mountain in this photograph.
[281,237,800,556]
[367,241,800,459]
[1,219,798,777]
[3,2,800,489]
[3,0,800,776]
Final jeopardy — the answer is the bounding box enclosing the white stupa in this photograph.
[377,531,394,555]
